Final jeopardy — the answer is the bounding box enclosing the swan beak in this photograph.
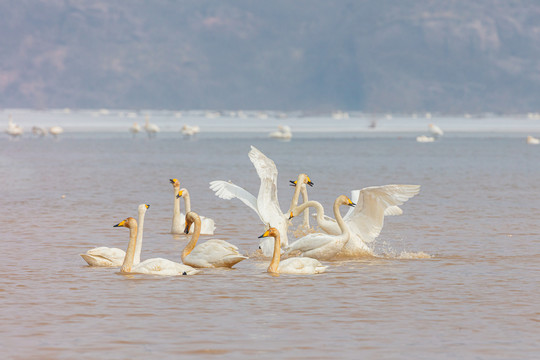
[184,224,190,234]
[170,178,179,185]
[348,201,356,207]
[176,190,183,198]
[307,181,314,187]
[258,229,270,238]
[288,211,294,220]
[113,220,126,227]
[145,204,150,209]
[289,180,297,187]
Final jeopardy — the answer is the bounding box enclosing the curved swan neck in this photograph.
[333,199,350,237]
[182,189,191,213]
[121,222,138,273]
[182,216,201,260]
[134,209,145,265]
[295,200,325,224]
[300,185,310,226]
[268,232,281,274]
[288,182,304,211]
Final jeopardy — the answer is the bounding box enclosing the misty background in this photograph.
[2,1,540,113]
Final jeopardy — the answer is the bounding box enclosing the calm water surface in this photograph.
[1,128,539,359]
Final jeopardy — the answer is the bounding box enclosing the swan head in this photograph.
[337,195,355,207]
[176,188,188,199]
[113,217,136,228]
[170,178,180,189]
[289,173,313,187]
[184,211,200,234]
[258,227,278,238]
[138,204,150,212]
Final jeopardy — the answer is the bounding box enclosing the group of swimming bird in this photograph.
[81,146,420,276]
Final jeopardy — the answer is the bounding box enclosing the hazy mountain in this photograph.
[1,1,540,112]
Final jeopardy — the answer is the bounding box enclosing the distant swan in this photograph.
[129,122,141,136]
[144,115,159,138]
[181,212,247,268]
[259,227,326,275]
[114,216,199,275]
[6,115,23,138]
[416,135,435,143]
[49,126,64,138]
[291,185,420,256]
[429,123,444,136]
[210,146,312,255]
[526,135,539,145]
[81,204,149,267]
[269,125,292,140]
[285,195,355,260]
[170,179,215,235]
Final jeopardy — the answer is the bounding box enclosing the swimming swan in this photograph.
[81,204,149,267]
[181,212,247,268]
[291,185,420,256]
[285,195,355,260]
[209,146,313,255]
[177,188,215,235]
[259,227,327,275]
[114,217,199,275]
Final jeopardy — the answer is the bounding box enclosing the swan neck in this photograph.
[183,190,191,213]
[288,182,304,211]
[268,233,281,274]
[300,186,310,226]
[333,199,350,237]
[121,223,138,273]
[295,200,325,224]
[134,210,145,265]
[182,217,201,261]
[172,188,181,231]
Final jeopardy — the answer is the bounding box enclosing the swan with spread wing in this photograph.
[209,146,313,256]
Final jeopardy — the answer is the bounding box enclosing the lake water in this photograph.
[1,110,539,359]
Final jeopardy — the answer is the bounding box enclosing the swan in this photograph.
[49,126,64,137]
[209,146,312,255]
[181,212,247,268]
[6,115,23,138]
[144,115,159,138]
[526,135,539,145]
[269,125,292,140]
[114,217,199,275]
[285,195,355,260]
[259,227,326,275]
[32,126,47,137]
[81,204,149,267]
[429,123,444,136]
[416,135,435,143]
[170,179,215,235]
[181,124,200,136]
[290,185,420,256]
[129,122,141,136]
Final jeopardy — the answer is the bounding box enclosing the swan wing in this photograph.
[85,247,126,262]
[286,233,335,254]
[186,240,247,268]
[209,180,262,220]
[133,258,199,275]
[248,146,278,184]
[345,190,403,218]
[344,185,420,243]
[279,257,327,274]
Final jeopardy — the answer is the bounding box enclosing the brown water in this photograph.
[1,133,539,359]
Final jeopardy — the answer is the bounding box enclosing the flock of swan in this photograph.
[4,114,64,139]
[81,146,420,276]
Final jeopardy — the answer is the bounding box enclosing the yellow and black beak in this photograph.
[348,199,356,207]
[183,224,190,234]
[145,204,150,209]
[288,211,294,220]
[289,180,297,187]
[307,178,314,187]
[176,190,183,199]
[258,229,271,238]
[113,219,126,227]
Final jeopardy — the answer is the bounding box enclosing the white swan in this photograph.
[259,227,326,275]
[170,179,215,235]
[526,135,539,145]
[129,122,141,136]
[6,115,23,138]
[114,216,199,275]
[144,115,159,138]
[181,124,200,136]
[181,212,247,268]
[209,146,312,255]
[81,204,149,267]
[32,126,47,137]
[429,123,444,136]
[269,125,292,140]
[291,185,420,256]
[49,126,64,137]
[416,135,435,142]
[285,195,355,260]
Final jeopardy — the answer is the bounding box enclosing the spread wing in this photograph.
[248,145,278,184]
[344,185,420,243]
[209,180,262,221]
[345,190,403,218]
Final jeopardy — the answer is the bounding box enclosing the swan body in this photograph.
[292,185,420,256]
[49,126,64,137]
[114,217,199,275]
[285,195,355,260]
[170,179,215,235]
[260,228,326,275]
[182,212,247,268]
[269,125,292,140]
[527,135,539,145]
[81,204,149,267]
[129,122,141,135]
[429,123,444,136]
[181,124,200,136]
[144,115,160,137]
[209,146,312,255]
[6,115,23,138]
[32,126,47,137]
[416,135,435,142]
